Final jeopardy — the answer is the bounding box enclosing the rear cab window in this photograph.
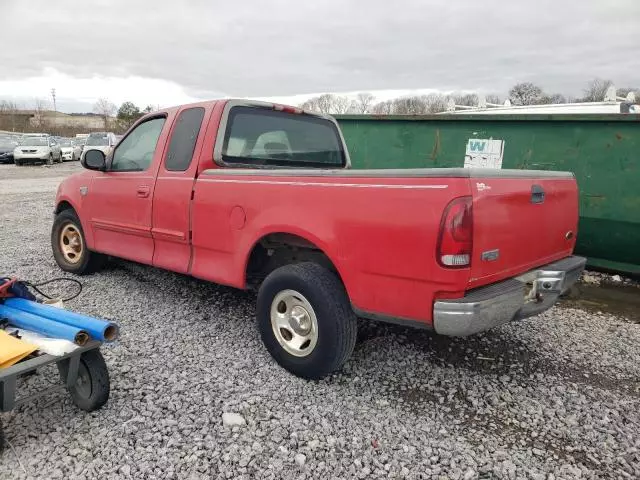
[219,106,346,168]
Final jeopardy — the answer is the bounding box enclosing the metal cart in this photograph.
[0,341,110,450]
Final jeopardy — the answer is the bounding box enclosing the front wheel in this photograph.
[47,154,53,165]
[257,262,357,380]
[51,209,106,274]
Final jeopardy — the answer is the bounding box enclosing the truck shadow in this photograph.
[356,320,538,375]
[353,320,640,399]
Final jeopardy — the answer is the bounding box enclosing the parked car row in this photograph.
[0,131,120,166]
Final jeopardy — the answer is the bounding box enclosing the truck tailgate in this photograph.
[469,172,578,288]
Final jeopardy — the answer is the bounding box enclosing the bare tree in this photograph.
[93,97,117,129]
[509,82,545,106]
[332,95,352,114]
[486,94,503,105]
[351,92,375,114]
[33,98,49,130]
[370,100,394,114]
[300,94,353,114]
[424,94,448,113]
[580,78,613,102]
[548,93,567,104]
[389,96,428,114]
[450,93,478,107]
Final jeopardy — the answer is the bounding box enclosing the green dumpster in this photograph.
[336,114,640,275]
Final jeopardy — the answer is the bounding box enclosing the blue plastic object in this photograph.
[4,298,119,343]
[0,305,89,346]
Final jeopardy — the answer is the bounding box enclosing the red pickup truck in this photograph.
[52,99,585,379]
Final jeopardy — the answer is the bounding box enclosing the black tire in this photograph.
[257,262,357,380]
[14,159,22,166]
[47,153,53,165]
[51,209,107,274]
[58,350,110,412]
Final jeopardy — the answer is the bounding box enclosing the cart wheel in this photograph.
[59,350,110,412]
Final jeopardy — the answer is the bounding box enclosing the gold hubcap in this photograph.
[60,223,83,264]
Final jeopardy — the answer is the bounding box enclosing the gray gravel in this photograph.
[1,162,639,479]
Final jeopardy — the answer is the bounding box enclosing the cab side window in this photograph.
[164,107,205,171]
[110,117,165,172]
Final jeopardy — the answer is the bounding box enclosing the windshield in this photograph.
[86,134,109,146]
[0,136,16,148]
[21,137,49,146]
[221,106,345,167]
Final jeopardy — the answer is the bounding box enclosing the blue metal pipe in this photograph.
[0,305,89,346]
[4,298,119,343]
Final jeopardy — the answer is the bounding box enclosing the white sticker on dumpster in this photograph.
[464,139,504,169]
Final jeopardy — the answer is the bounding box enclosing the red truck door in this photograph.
[85,115,171,264]
[151,105,209,273]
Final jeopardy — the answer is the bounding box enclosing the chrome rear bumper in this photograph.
[433,256,586,337]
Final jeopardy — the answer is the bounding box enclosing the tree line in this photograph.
[299,79,639,115]
[0,97,153,136]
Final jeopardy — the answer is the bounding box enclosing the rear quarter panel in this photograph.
[190,172,471,324]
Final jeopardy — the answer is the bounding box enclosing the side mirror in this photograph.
[82,149,106,171]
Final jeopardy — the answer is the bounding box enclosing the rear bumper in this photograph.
[433,255,586,337]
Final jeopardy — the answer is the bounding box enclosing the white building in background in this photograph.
[444,87,638,115]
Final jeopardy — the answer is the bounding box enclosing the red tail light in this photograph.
[437,196,473,268]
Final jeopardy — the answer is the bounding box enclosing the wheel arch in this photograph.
[243,228,348,290]
[54,199,77,215]
[53,197,95,249]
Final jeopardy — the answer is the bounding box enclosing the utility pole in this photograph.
[51,88,57,113]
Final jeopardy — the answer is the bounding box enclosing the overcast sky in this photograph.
[1,0,638,112]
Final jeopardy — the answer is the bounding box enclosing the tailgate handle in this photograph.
[531,185,545,204]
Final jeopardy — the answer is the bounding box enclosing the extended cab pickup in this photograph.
[52,99,586,379]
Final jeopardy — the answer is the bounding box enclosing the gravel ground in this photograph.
[1,163,639,480]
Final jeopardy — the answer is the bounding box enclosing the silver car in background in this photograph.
[59,138,82,161]
[13,134,62,166]
[80,132,118,162]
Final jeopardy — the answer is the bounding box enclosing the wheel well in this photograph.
[55,201,75,215]
[246,233,340,289]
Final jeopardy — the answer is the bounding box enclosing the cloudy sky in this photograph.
[1,0,638,112]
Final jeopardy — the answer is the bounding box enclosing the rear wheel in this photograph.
[51,209,106,274]
[47,153,53,165]
[257,262,357,379]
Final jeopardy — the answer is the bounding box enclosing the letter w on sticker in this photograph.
[468,140,486,152]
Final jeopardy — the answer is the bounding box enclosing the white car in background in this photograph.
[59,138,82,161]
[13,134,62,166]
[80,132,118,162]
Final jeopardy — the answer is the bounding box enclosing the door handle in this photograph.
[136,186,150,198]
